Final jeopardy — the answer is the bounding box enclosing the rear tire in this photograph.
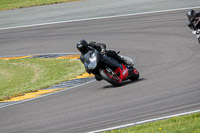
[130,67,139,81]
[100,69,122,86]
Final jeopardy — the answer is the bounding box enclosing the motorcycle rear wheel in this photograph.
[130,67,140,81]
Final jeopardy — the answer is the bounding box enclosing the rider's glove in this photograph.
[101,49,106,54]
[192,30,197,34]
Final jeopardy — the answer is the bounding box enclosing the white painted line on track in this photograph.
[1,6,200,132]
[0,6,200,31]
[87,109,200,133]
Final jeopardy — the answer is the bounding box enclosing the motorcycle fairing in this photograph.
[101,54,122,69]
[114,64,129,80]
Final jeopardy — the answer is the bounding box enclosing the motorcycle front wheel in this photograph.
[100,69,122,86]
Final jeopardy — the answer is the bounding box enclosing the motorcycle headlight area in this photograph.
[88,53,97,70]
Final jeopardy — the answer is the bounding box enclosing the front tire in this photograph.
[100,69,122,86]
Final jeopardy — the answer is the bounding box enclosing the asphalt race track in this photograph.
[0,7,200,133]
[0,0,199,29]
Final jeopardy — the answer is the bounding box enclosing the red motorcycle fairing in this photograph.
[133,69,139,75]
[114,64,129,80]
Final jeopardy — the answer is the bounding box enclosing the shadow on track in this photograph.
[102,78,146,89]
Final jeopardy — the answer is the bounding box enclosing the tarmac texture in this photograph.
[0,0,200,133]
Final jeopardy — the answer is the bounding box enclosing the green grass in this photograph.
[103,112,200,133]
[0,58,85,101]
[0,0,81,11]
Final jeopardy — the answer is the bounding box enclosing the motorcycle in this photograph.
[196,30,200,44]
[81,46,139,86]
[191,17,200,44]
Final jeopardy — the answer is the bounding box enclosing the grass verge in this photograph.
[0,58,85,101]
[103,112,200,133]
[0,0,81,11]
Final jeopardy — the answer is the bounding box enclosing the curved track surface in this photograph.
[0,9,200,133]
[0,0,200,29]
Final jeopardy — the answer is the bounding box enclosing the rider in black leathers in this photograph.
[76,39,133,81]
[187,9,200,35]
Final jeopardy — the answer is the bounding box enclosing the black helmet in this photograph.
[187,9,196,20]
[76,39,88,54]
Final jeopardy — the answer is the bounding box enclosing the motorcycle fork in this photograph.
[104,67,120,80]
[105,67,116,76]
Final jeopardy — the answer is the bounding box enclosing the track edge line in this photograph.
[87,109,200,133]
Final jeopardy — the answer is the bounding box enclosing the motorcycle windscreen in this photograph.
[83,50,98,70]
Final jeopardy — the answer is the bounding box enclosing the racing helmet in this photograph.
[187,9,196,20]
[76,39,88,54]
